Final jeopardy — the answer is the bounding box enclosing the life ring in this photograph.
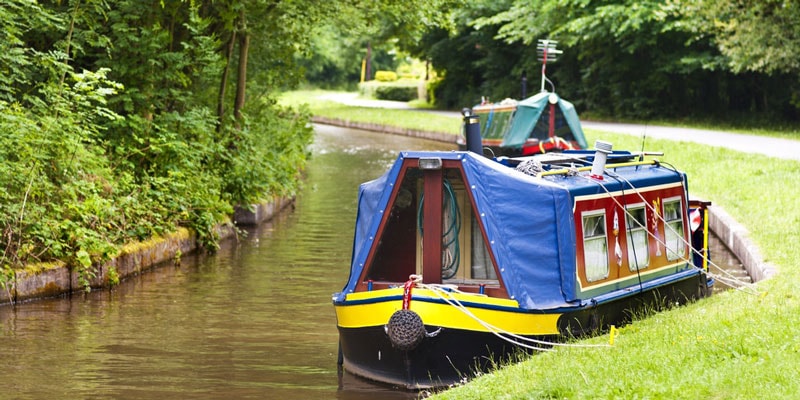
[539,136,574,153]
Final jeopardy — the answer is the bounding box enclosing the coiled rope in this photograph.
[417,179,461,279]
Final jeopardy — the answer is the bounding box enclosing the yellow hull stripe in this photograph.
[344,287,518,307]
[336,289,561,335]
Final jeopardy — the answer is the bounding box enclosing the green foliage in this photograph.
[409,0,800,121]
[357,81,377,98]
[107,265,120,286]
[374,71,398,82]
[679,0,800,111]
[375,84,419,101]
[0,61,125,284]
[295,23,362,90]
[0,0,313,288]
[684,0,800,76]
[222,100,314,206]
[410,2,525,109]
[359,81,420,101]
[295,0,463,89]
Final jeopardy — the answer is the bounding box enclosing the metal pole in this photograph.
[462,109,482,155]
[521,71,527,98]
[540,47,547,93]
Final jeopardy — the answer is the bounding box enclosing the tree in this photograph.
[682,0,800,113]
[469,0,729,117]
[413,0,799,119]
[296,0,464,89]
[0,0,315,282]
[689,0,800,75]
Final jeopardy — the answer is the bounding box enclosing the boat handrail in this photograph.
[535,160,657,178]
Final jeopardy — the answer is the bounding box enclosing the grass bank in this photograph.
[431,134,800,399]
[281,90,800,399]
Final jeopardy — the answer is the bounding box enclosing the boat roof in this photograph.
[337,151,687,310]
[502,91,588,149]
[506,150,687,196]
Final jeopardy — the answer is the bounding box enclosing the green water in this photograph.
[0,124,454,400]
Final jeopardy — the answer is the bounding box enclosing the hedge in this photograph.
[359,81,420,101]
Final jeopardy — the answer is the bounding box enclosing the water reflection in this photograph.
[708,232,751,292]
[0,124,452,400]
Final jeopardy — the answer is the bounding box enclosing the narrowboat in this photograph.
[458,39,588,157]
[333,116,713,389]
[464,91,588,157]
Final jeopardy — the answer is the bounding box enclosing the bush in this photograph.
[359,80,421,101]
[375,83,419,101]
[426,78,442,106]
[375,70,398,82]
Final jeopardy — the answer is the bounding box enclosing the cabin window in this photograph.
[478,110,514,139]
[470,217,497,280]
[582,211,609,282]
[625,206,649,271]
[663,198,686,261]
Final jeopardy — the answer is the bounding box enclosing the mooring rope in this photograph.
[601,169,759,294]
[577,170,759,296]
[411,278,612,351]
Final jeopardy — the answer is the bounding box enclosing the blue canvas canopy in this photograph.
[335,152,577,310]
[501,92,587,149]
[334,151,687,310]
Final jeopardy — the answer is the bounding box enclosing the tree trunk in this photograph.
[217,30,236,133]
[59,0,81,91]
[233,9,249,130]
[365,41,372,81]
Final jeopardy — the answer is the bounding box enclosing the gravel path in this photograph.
[581,121,800,161]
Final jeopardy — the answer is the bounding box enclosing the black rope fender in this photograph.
[385,309,426,351]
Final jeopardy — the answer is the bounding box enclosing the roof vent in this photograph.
[590,140,613,180]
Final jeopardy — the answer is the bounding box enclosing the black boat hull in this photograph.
[337,272,710,389]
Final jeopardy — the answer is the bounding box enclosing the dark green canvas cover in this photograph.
[501,92,587,148]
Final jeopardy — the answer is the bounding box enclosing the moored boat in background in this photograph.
[467,91,587,157]
[458,39,588,157]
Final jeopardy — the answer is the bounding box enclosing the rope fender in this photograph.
[386,309,425,351]
[385,275,440,351]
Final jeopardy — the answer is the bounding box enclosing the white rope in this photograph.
[601,170,759,294]
[576,170,759,295]
[415,281,611,351]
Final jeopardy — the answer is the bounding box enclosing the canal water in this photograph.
[0,124,746,399]
[0,124,452,400]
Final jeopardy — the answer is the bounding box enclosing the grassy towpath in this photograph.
[280,89,463,137]
[281,89,800,399]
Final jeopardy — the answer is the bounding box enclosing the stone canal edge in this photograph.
[1,197,294,305]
